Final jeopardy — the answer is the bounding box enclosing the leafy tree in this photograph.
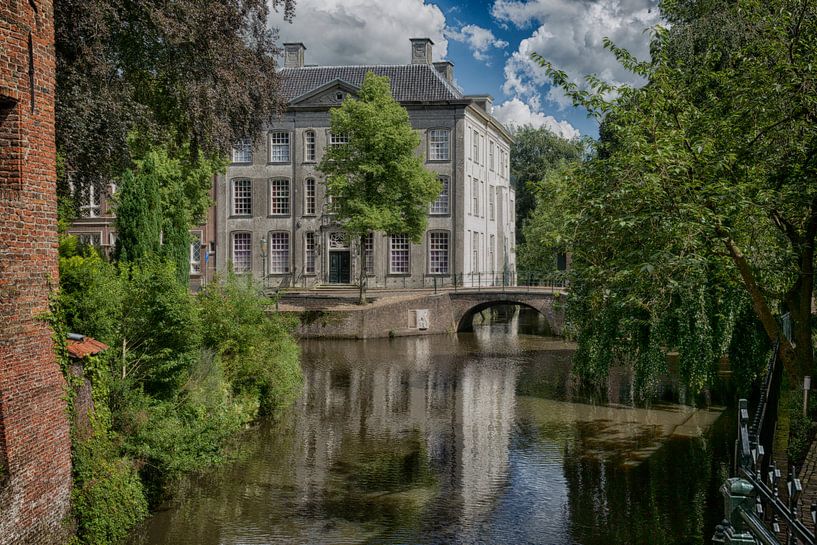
[530,0,817,386]
[510,125,583,243]
[318,73,441,304]
[115,142,224,282]
[55,0,295,188]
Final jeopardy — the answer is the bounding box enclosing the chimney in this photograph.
[283,43,306,68]
[433,61,454,83]
[468,95,493,114]
[410,38,434,65]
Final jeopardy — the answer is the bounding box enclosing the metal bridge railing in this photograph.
[714,342,817,545]
[421,270,569,293]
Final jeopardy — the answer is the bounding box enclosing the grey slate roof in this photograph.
[279,64,464,103]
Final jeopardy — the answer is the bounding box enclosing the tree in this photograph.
[510,125,583,242]
[510,126,584,272]
[55,0,295,188]
[115,142,224,282]
[531,0,817,386]
[318,73,441,304]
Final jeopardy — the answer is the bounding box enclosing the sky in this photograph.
[269,0,662,140]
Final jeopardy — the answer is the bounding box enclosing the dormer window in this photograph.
[336,92,344,101]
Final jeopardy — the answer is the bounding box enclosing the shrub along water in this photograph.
[56,240,301,544]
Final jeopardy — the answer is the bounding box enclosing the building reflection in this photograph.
[291,336,518,526]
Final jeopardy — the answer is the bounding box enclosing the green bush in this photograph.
[198,273,302,415]
[71,435,148,545]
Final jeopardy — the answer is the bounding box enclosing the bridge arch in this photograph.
[456,300,555,334]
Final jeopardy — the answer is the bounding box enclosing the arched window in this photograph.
[231,232,252,273]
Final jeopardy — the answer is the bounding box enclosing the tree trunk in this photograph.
[358,234,366,306]
[723,237,799,377]
[785,231,815,378]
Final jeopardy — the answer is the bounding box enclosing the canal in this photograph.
[129,307,734,545]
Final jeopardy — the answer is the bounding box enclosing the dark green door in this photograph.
[329,251,351,284]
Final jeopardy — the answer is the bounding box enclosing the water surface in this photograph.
[130,308,732,545]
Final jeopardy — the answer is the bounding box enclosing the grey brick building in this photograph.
[216,38,516,289]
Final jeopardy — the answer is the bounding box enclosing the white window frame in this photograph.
[472,179,479,216]
[268,131,290,163]
[269,178,290,216]
[489,141,495,171]
[76,231,102,246]
[389,234,410,275]
[428,129,450,161]
[471,231,479,274]
[428,231,449,275]
[231,179,252,216]
[364,232,374,275]
[304,232,317,274]
[231,139,252,163]
[304,130,316,162]
[78,183,101,218]
[329,132,349,147]
[480,181,485,217]
[430,176,449,215]
[268,231,289,274]
[190,230,203,275]
[304,178,316,215]
[489,234,496,273]
[489,185,495,221]
[231,232,251,273]
[472,129,479,162]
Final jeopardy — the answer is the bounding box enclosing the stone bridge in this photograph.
[448,288,566,334]
[278,287,567,339]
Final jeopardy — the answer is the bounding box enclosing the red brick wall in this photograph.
[0,1,73,543]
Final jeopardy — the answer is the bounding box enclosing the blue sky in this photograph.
[271,0,660,139]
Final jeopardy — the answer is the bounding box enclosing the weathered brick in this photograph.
[0,1,72,544]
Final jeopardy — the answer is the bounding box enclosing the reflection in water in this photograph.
[130,307,731,545]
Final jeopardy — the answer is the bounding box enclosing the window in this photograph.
[77,232,101,247]
[472,179,479,216]
[269,131,290,163]
[190,231,203,274]
[466,176,472,216]
[304,232,317,274]
[305,178,316,215]
[329,132,349,147]
[428,231,449,274]
[304,131,316,162]
[428,129,450,161]
[430,176,449,215]
[232,232,251,273]
[364,232,374,274]
[489,234,496,273]
[472,129,479,161]
[480,135,485,164]
[232,139,252,163]
[78,183,101,218]
[269,178,290,215]
[389,234,409,274]
[489,186,495,221]
[471,231,479,273]
[269,232,289,274]
[489,141,495,171]
[480,181,485,217]
[232,179,252,216]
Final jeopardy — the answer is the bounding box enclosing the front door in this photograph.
[329,251,351,284]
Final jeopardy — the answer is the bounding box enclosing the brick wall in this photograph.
[0,0,73,543]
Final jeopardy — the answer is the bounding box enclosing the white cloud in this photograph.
[445,24,509,63]
[493,0,661,109]
[493,98,580,140]
[271,0,448,66]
